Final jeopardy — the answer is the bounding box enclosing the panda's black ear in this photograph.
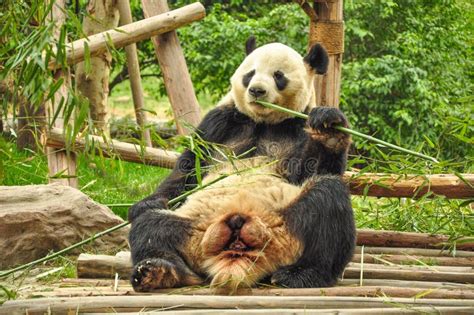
[304,44,329,75]
[245,36,257,55]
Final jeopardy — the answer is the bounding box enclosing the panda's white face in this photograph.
[230,43,316,124]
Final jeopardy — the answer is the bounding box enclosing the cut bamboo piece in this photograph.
[354,246,474,258]
[3,295,474,314]
[117,0,152,147]
[45,127,179,169]
[344,171,474,199]
[352,253,474,267]
[142,0,201,135]
[25,285,474,300]
[357,229,474,251]
[48,2,206,69]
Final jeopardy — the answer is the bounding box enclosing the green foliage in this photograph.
[341,0,473,161]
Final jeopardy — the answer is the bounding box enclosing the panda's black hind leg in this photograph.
[129,210,203,291]
[272,175,356,288]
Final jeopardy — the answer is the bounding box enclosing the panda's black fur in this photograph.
[128,38,356,292]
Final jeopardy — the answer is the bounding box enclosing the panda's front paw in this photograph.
[128,197,168,222]
[306,107,351,152]
[271,265,334,288]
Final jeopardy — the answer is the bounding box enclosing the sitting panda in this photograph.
[128,38,356,292]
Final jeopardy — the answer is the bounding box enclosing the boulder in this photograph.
[0,183,129,269]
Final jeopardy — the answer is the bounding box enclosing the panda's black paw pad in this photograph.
[307,107,348,132]
[131,258,180,291]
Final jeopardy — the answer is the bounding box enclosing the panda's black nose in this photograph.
[227,214,246,230]
[249,86,267,98]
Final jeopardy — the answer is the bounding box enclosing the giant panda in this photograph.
[128,38,356,292]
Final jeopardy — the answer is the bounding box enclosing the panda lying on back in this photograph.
[128,38,356,292]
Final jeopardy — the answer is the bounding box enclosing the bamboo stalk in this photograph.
[3,295,473,314]
[256,101,439,163]
[352,254,474,267]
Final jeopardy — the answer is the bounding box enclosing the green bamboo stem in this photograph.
[256,101,439,163]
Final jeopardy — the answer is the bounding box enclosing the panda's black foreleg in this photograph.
[305,106,351,176]
[129,210,203,291]
[272,175,355,288]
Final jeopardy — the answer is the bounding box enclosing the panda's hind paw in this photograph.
[271,266,334,288]
[131,258,180,292]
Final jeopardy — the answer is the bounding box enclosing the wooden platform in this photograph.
[2,244,473,314]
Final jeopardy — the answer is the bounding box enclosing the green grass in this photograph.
[0,136,170,220]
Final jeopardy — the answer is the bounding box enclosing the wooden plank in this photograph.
[46,0,77,188]
[344,171,474,199]
[117,0,152,147]
[45,127,179,168]
[48,2,206,69]
[142,0,201,135]
[3,295,474,314]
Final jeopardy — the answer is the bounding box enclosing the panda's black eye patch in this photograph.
[273,70,288,91]
[242,70,255,88]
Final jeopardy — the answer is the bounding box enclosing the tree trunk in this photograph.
[75,0,120,133]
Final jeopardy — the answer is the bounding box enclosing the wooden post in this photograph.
[117,0,152,147]
[46,0,77,188]
[75,0,120,133]
[310,0,344,107]
[142,0,201,135]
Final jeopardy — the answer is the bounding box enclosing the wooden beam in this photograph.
[117,0,152,147]
[46,0,77,188]
[311,0,344,107]
[45,127,179,169]
[48,2,206,69]
[344,171,474,199]
[352,254,474,267]
[354,246,474,258]
[142,0,202,135]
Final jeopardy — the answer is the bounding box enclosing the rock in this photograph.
[0,183,129,269]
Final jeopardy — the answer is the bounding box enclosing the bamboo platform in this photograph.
[2,242,473,314]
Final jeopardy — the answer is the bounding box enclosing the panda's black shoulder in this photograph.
[197,104,255,143]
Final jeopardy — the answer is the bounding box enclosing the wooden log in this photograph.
[142,0,201,135]
[357,229,474,251]
[117,0,152,147]
[77,252,474,283]
[311,0,344,107]
[46,0,78,188]
[48,2,206,69]
[27,284,474,300]
[344,171,474,199]
[45,127,179,169]
[355,246,474,258]
[3,295,473,314]
[352,254,474,267]
[75,0,120,133]
[61,277,469,290]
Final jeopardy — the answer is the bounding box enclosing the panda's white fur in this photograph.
[220,43,317,124]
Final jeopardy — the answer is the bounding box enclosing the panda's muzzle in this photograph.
[248,86,267,99]
[223,214,252,252]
